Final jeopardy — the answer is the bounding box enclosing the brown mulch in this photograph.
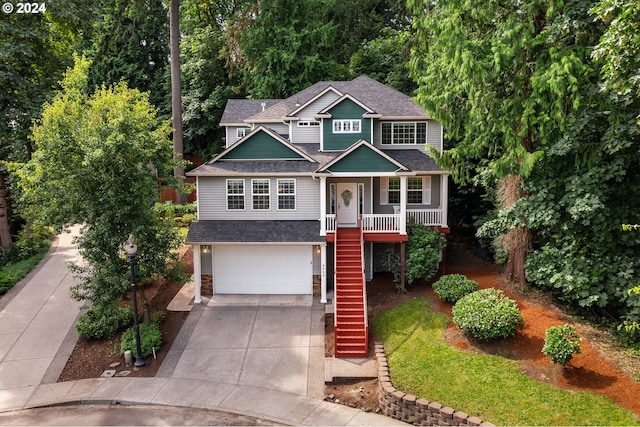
[57,248,194,381]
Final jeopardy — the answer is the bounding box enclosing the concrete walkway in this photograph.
[0,231,405,426]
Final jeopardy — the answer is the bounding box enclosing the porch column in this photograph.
[400,175,407,235]
[441,174,449,228]
[193,244,202,304]
[320,176,327,236]
[320,243,327,304]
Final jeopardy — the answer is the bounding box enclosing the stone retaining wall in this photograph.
[376,343,494,426]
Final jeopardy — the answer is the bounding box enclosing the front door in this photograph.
[337,183,358,226]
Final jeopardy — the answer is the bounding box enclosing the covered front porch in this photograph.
[318,173,449,240]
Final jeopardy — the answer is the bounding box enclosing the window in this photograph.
[297,121,320,127]
[333,119,361,133]
[252,179,270,210]
[407,177,423,204]
[330,183,336,214]
[278,179,296,210]
[381,177,431,205]
[388,178,401,204]
[236,128,248,138]
[381,123,427,144]
[227,179,245,210]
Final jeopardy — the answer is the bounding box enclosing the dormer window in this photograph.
[333,119,361,133]
[298,120,320,127]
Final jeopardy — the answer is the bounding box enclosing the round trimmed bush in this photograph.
[432,274,478,302]
[75,305,133,339]
[452,288,523,340]
[542,324,581,366]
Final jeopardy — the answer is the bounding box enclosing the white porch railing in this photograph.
[406,209,443,226]
[326,214,336,233]
[361,214,400,233]
[325,209,444,234]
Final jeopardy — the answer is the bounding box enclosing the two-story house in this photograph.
[186,75,449,356]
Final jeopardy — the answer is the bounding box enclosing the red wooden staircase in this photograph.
[334,227,368,358]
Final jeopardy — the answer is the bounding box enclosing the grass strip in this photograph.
[0,240,51,294]
[374,297,639,426]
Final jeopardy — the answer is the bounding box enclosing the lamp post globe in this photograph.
[124,236,145,368]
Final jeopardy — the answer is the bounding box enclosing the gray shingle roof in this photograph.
[187,220,323,243]
[245,75,429,122]
[220,99,281,125]
[382,149,442,173]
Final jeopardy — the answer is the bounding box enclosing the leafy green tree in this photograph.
[408,0,601,282]
[180,0,247,158]
[16,57,181,310]
[241,0,346,98]
[86,0,170,112]
[591,0,640,97]
[329,0,412,65]
[517,2,640,333]
[0,2,92,247]
[349,28,416,95]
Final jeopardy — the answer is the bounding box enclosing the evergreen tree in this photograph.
[241,0,345,98]
[87,0,170,112]
[408,0,601,282]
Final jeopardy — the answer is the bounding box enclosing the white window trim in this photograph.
[380,176,431,205]
[333,119,361,134]
[236,128,248,138]
[251,179,271,211]
[297,120,320,127]
[277,178,296,211]
[381,122,427,145]
[226,179,245,211]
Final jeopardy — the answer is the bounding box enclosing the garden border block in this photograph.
[375,342,494,426]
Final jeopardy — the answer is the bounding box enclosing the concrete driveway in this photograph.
[159,295,326,403]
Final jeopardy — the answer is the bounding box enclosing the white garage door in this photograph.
[214,245,313,294]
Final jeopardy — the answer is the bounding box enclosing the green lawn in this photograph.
[374,297,639,426]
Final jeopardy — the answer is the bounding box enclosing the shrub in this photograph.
[542,324,582,366]
[75,305,133,339]
[432,274,479,302]
[406,223,446,284]
[120,320,162,358]
[452,288,523,340]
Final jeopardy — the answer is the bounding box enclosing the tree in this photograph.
[0,2,92,247]
[408,0,601,282]
[16,57,180,310]
[86,0,170,112]
[241,0,346,98]
[180,0,249,157]
[170,0,185,203]
[349,28,416,95]
[516,0,640,333]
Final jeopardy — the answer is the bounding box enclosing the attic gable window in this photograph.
[333,119,361,133]
[236,128,248,138]
[382,122,427,144]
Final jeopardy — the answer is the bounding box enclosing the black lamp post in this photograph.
[124,236,145,368]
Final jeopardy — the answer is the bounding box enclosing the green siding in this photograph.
[328,145,399,172]
[323,99,371,151]
[222,132,304,160]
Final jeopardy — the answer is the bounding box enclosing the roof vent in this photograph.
[261,102,266,112]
